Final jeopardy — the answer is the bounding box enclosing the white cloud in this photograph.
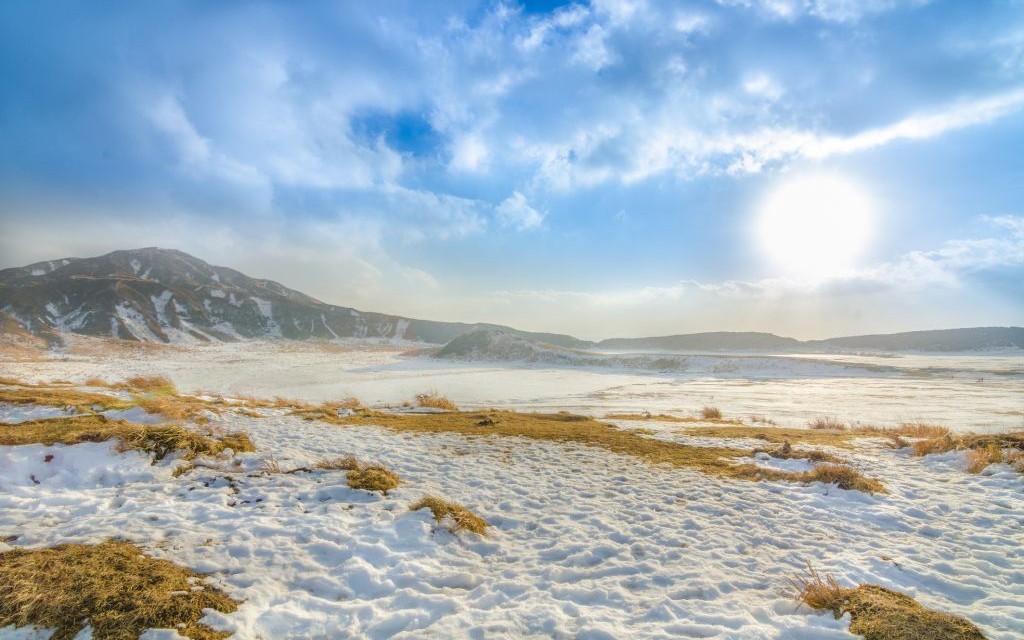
[449,134,490,173]
[495,191,545,230]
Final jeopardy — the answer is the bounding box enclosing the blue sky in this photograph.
[1,0,1022,339]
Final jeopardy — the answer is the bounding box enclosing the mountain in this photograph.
[598,332,801,352]
[812,327,1024,352]
[0,248,587,347]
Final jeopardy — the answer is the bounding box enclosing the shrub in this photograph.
[411,496,489,535]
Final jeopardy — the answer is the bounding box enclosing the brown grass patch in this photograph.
[415,392,458,411]
[966,444,1005,474]
[700,405,723,420]
[793,563,984,640]
[0,415,254,461]
[120,375,177,395]
[808,416,846,430]
[748,414,777,426]
[0,386,132,412]
[314,409,885,492]
[346,461,401,494]
[0,539,239,640]
[411,496,489,535]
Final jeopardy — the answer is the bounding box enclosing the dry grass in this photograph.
[415,392,458,411]
[313,455,360,471]
[682,424,862,448]
[808,416,846,430]
[313,409,885,492]
[753,442,845,465]
[0,386,132,411]
[793,562,985,640]
[604,412,745,426]
[120,375,177,395]
[0,539,239,640]
[700,405,723,420]
[345,461,401,494]
[748,414,777,426]
[411,496,489,535]
[966,444,1005,474]
[0,415,254,461]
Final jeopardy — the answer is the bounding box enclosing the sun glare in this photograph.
[756,174,875,279]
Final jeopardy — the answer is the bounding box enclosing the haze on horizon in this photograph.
[1,0,1022,341]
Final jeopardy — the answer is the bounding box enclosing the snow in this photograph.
[249,297,282,337]
[1,342,1022,638]
[114,303,162,342]
[0,403,77,424]
[30,269,46,276]
[210,289,227,298]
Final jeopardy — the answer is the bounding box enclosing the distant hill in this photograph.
[811,327,1024,352]
[598,332,801,352]
[0,248,586,347]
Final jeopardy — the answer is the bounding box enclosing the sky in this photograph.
[1,0,1023,340]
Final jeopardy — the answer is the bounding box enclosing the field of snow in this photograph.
[2,339,1023,639]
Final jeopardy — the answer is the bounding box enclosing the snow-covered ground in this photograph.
[2,340,1023,639]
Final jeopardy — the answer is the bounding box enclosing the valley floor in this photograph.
[1,339,1022,639]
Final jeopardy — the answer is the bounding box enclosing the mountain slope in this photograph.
[598,332,801,352]
[0,248,589,347]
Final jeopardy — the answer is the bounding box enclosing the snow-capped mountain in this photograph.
[0,248,591,347]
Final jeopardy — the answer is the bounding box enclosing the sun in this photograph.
[755,173,875,279]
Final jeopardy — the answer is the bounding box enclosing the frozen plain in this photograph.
[1,339,1023,639]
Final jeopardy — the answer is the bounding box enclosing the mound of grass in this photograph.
[794,563,984,640]
[808,416,846,430]
[415,392,458,411]
[345,461,400,494]
[700,406,723,420]
[411,496,489,535]
[0,415,255,461]
[0,539,239,640]
[315,409,885,492]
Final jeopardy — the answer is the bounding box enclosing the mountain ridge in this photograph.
[1,248,1021,352]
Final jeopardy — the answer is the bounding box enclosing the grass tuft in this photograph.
[415,392,458,411]
[753,442,844,465]
[346,462,401,494]
[966,444,1003,474]
[793,562,985,640]
[700,406,723,420]
[411,496,489,535]
[808,416,846,430]
[121,375,177,395]
[0,539,239,640]
[313,455,360,471]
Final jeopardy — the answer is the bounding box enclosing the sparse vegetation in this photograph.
[121,375,177,395]
[415,392,458,411]
[0,539,240,640]
[604,412,745,426]
[312,408,885,492]
[966,445,1004,474]
[313,455,360,471]
[0,415,254,461]
[700,405,723,420]
[345,460,401,494]
[753,442,844,465]
[748,414,777,426]
[793,562,985,640]
[808,416,846,430]
[411,496,489,535]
